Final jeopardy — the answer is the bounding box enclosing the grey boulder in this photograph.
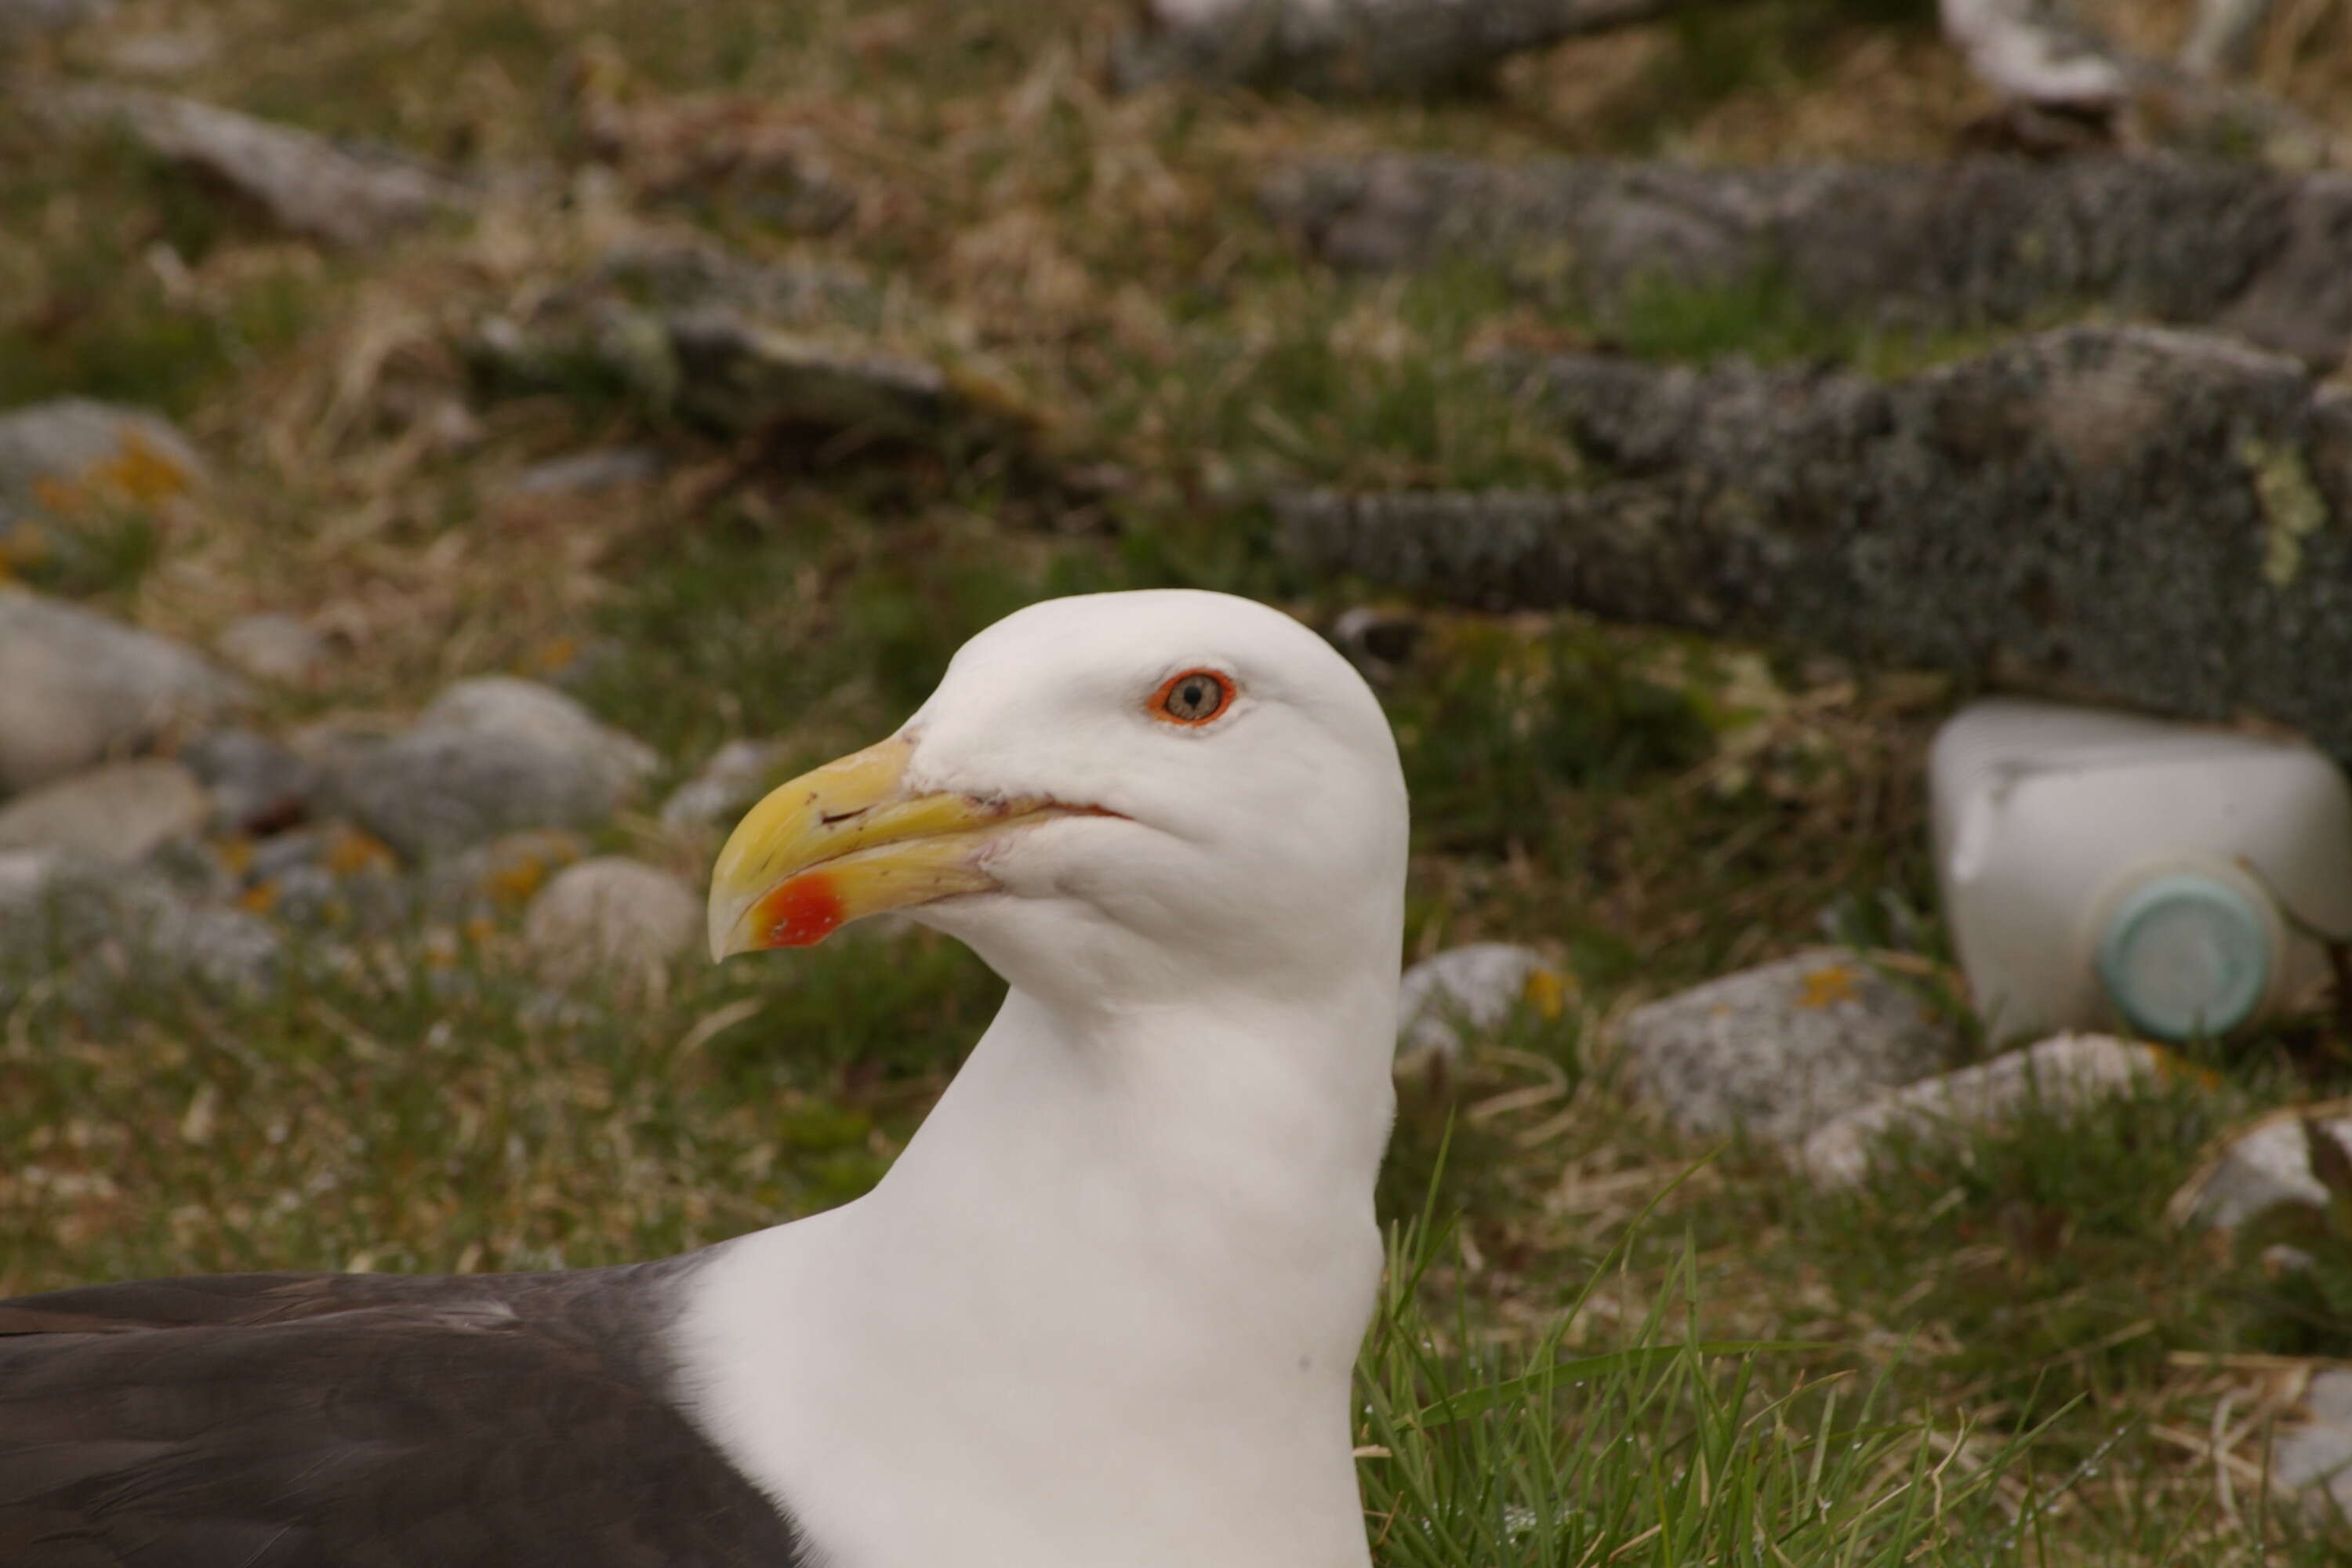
[1618,949,1955,1145]
[334,677,656,860]
[0,591,249,793]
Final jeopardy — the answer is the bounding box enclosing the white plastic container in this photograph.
[1930,699,2352,1045]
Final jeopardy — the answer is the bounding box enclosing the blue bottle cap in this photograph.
[2094,872,2273,1043]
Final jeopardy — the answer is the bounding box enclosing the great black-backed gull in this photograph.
[0,589,1409,1567]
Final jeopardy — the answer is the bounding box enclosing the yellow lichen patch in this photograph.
[485,857,551,907]
[30,475,93,520]
[325,827,398,876]
[2146,1044,2223,1091]
[98,433,195,507]
[2242,435,2329,590]
[237,881,281,916]
[1520,967,1573,1021]
[526,635,580,677]
[1796,963,1859,1009]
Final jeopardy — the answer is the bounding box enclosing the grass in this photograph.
[5,0,2352,1559]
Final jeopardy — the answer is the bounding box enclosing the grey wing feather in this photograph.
[0,1262,808,1567]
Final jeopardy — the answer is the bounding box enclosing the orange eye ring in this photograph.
[1150,668,1236,726]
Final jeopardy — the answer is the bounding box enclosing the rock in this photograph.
[1801,1033,2187,1188]
[522,857,702,992]
[0,0,110,37]
[0,590,250,794]
[659,738,789,830]
[465,244,1029,448]
[2271,1370,2352,1521]
[1396,943,1566,1067]
[422,829,590,916]
[162,905,282,996]
[2166,1104,2352,1232]
[1279,326,2352,773]
[214,612,328,685]
[33,85,466,249]
[665,310,970,438]
[103,27,220,78]
[1618,950,1955,1145]
[0,398,205,517]
[334,678,655,860]
[1113,0,1679,96]
[503,446,666,499]
[237,822,408,931]
[0,848,278,1000]
[180,728,324,834]
[1262,155,2352,369]
[0,759,209,863]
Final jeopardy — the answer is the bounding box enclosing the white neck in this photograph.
[675,974,1396,1568]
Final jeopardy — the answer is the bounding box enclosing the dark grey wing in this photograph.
[0,1263,807,1567]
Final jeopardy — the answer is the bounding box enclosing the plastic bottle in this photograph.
[1929,699,2352,1045]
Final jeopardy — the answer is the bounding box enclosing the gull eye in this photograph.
[1151,669,1235,726]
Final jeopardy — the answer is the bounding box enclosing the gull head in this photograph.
[706,589,1408,1009]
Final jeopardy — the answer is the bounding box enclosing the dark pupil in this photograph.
[1174,680,1211,716]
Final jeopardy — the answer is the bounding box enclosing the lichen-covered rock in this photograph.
[1113,0,1677,96]
[1282,326,2352,770]
[2166,1104,2352,1232]
[1263,155,2352,369]
[0,398,205,517]
[0,591,249,794]
[421,828,590,917]
[521,856,702,992]
[1618,950,1955,1145]
[1396,942,1566,1067]
[1801,1033,2189,1188]
[334,678,655,860]
[0,759,209,863]
[659,738,790,830]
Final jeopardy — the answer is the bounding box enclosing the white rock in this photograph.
[103,28,221,78]
[215,612,328,684]
[522,857,702,991]
[1396,942,1563,1066]
[659,738,790,829]
[2271,1370,2352,1521]
[2167,1104,2352,1233]
[0,593,247,793]
[1801,1033,2186,1189]
[0,759,209,863]
[0,398,205,516]
[34,85,466,250]
[1618,949,1955,1145]
[504,446,665,499]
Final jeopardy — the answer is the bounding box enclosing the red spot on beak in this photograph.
[755,873,846,948]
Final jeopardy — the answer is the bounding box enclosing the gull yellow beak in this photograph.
[706,735,1077,960]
